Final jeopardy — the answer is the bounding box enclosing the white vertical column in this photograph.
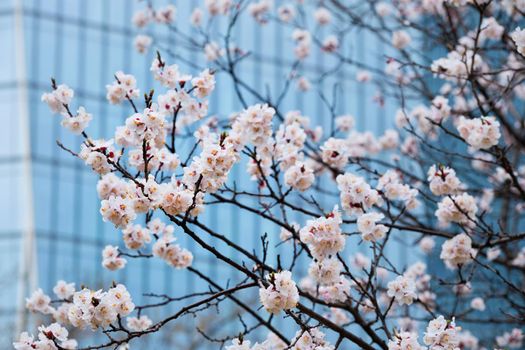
[14,0,37,336]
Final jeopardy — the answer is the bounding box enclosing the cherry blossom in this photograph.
[291,328,333,350]
[134,34,152,54]
[313,7,331,26]
[440,233,475,269]
[299,207,344,260]
[106,71,140,104]
[357,212,388,242]
[387,275,417,306]
[392,30,411,49]
[511,27,525,55]
[102,245,127,271]
[496,328,524,349]
[53,281,75,300]
[284,161,315,191]
[26,288,53,315]
[126,315,152,332]
[423,316,460,350]
[388,331,422,350]
[259,270,299,314]
[427,165,462,196]
[435,193,478,226]
[337,173,380,216]
[456,116,501,150]
[41,84,74,114]
[14,323,77,350]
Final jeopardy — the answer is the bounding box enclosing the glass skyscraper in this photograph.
[0,0,398,347]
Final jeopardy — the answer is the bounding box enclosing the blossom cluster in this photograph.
[336,173,381,217]
[42,84,92,135]
[435,193,478,227]
[299,207,345,260]
[357,212,388,242]
[290,327,334,350]
[259,270,299,314]
[225,327,335,350]
[151,222,193,269]
[226,327,334,350]
[423,316,461,350]
[24,282,137,335]
[376,170,419,209]
[387,331,422,350]
[456,116,501,150]
[387,275,417,306]
[102,245,127,270]
[14,323,77,350]
[427,165,462,196]
[183,133,239,193]
[440,233,475,269]
[299,208,352,303]
[388,315,462,350]
[106,71,140,104]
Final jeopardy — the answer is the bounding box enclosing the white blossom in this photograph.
[388,331,423,350]
[152,233,193,269]
[357,212,388,242]
[319,276,351,303]
[335,115,355,132]
[60,106,92,134]
[100,195,137,228]
[155,4,176,24]
[190,8,203,26]
[278,5,295,22]
[126,315,152,331]
[314,7,331,25]
[259,270,299,314]
[122,224,152,250]
[427,165,462,196]
[191,69,215,98]
[512,247,525,267]
[299,207,345,259]
[387,275,417,305]
[26,288,53,314]
[204,41,224,61]
[511,27,525,55]
[440,233,475,269]
[419,237,435,254]
[291,328,334,350]
[14,323,77,350]
[106,71,139,104]
[132,8,152,28]
[457,116,501,150]
[308,257,342,285]
[435,193,478,226]
[356,70,371,82]
[41,84,74,114]
[53,280,75,300]
[496,328,524,349]
[248,0,272,24]
[102,245,127,271]
[284,161,315,191]
[392,30,411,49]
[470,297,485,311]
[205,0,232,16]
[134,34,152,54]
[423,316,460,350]
[337,173,380,216]
[67,284,134,329]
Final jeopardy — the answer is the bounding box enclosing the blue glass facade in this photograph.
[0,0,402,347]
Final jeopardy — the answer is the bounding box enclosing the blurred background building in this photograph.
[0,0,401,348]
